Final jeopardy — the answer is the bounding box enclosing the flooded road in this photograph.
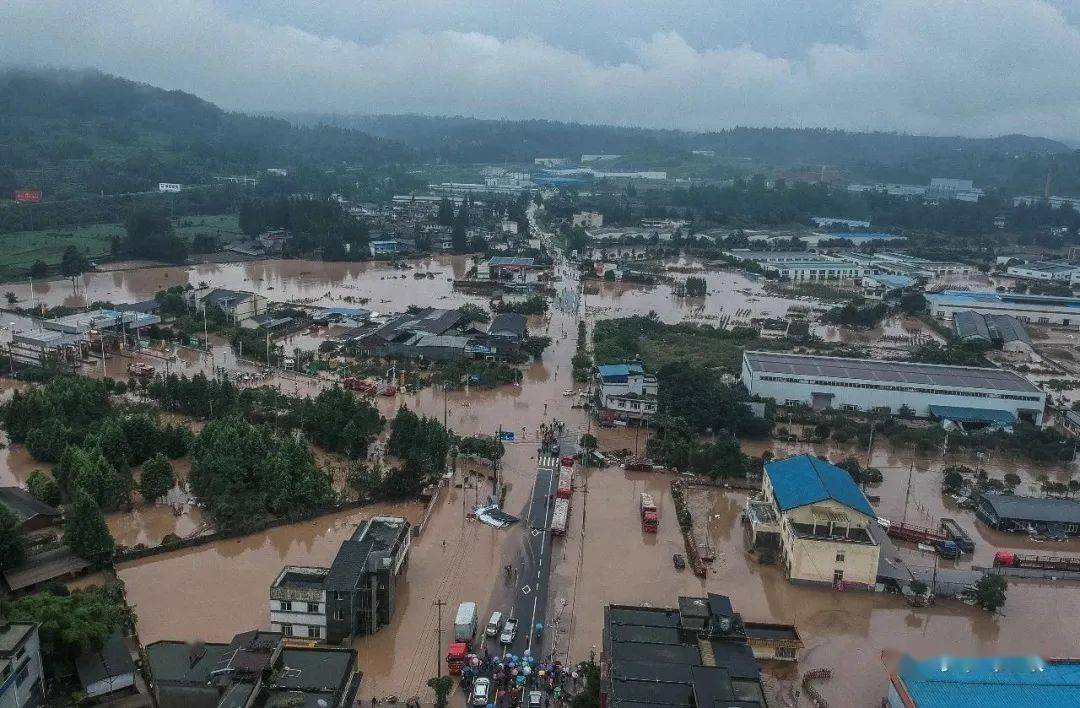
[6,251,1080,706]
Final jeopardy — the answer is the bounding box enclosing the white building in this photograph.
[270,566,329,640]
[595,363,658,422]
[157,182,182,193]
[1006,260,1080,285]
[741,351,1045,425]
[748,455,880,589]
[1013,195,1080,208]
[0,623,45,708]
[927,290,1080,327]
[927,178,984,202]
[761,258,875,281]
[534,158,568,167]
[580,154,621,162]
[572,211,604,229]
[812,217,871,229]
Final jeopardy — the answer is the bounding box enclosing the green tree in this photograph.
[26,469,61,506]
[579,433,598,462]
[60,245,90,284]
[0,505,26,572]
[973,573,1008,612]
[2,581,129,662]
[139,454,175,503]
[899,291,928,314]
[571,658,601,708]
[29,259,49,278]
[427,675,453,708]
[942,468,966,494]
[63,489,116,564]
[1003,472,1021,491]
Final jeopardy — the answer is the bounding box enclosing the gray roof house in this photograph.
[76,631,136,701]
[0,487,61,532]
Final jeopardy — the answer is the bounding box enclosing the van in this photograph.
[485,611,504,638]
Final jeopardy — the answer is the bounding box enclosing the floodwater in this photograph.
[8,250,1080,706]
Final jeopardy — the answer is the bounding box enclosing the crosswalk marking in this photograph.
[538,454,558,469]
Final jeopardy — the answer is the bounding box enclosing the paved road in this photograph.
[505,451,561,659]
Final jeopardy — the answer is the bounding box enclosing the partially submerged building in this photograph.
[927,290,1080,327]
[601,594,770,707]
[75,631,136,703]
[145,630,360,708]
[0,487,61,533]
[190,288,270,329]
[741,351,1046,425]
[595,363,658,422]
[748,455,880,589]
[269,517,410,643]
[0,622,45,708]
[975,493,1080,536]
[886,654,1080,708]
[952,310,1032,353]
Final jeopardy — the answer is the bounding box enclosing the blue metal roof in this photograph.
[897,654,1080,708]
[927,290,1080,309]
[873,274,915,288]
[929,405,1015,426]
[764,455,875,518]
[597,363,644,380]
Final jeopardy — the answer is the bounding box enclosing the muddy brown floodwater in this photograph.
[9,254,1080,706]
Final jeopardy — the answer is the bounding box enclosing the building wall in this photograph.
[270,595,327,640]
[0,626,44,708]
[742,358,1045,424]
[929,300,1080,327]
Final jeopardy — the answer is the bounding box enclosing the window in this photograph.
[308,602,320,613]
[334,609,346,621]
[311,626,322,639]
[280,600,292,611]
[835,552,845,563]
[776,646,797,659]
[281,624,293,637]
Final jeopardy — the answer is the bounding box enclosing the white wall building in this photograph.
[762,259,875,281]
[741,351,1045,425]
[157,182,182,193]
[596,363,658,421]
[0,624,45,708]
[269,566,329,641]
[927,290,1080,327]
[1006,261,1080,284]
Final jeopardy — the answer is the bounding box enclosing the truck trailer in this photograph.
[640,493,658,533]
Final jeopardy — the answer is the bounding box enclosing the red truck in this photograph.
[993,550,1080,572]
[551,498,570,536]
[557,468,573,499]
[886,521,949,545]
[446,642,471,675]
[640,493,658,533]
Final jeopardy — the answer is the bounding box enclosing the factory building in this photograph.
[927,290,1080,327]
[741,351,1046,425]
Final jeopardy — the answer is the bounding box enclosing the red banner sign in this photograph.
[14,189,42,203]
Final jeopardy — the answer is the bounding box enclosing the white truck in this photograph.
[454,602,478,645]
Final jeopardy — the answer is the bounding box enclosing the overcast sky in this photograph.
[3,0,1080,140]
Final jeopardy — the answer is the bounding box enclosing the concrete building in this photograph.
[752,455,880,589]
[270,566,329,640]
[976,493,1080,535]
[368,239,411,257]
[596,363,658,422]
[1062,410,1080,437]
[157,182,182,193]
[886,654,1080,708]
[813,217,871,229]
[926,177,984,202]
[1006,260,1080,284]
[476,256,540,284]
[487,313,528,356]
[601,594,769,707]
[571,211,603,229]
[762,258,874,281]
[1013,194,1080,208]
[0,623,44,708]
[145,630,360,708]
[741,351,1046,424]
[927,290,1080,327]
[43,309,160,335]
[191,288,269,328]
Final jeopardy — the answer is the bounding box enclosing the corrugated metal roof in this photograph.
[897,654,1080,708]
[929,405,1015,425]
[953,310,992,341]
[764,455,875,518]
[979,493,1080,525]
[743,351,1041,394]
[597,363,644,379]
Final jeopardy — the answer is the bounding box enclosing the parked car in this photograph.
[470,678,491,707]
[527,690,543,708]
[499,617,519,645]
[485,611,504,638]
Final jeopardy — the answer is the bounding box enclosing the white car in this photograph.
[499,618,519,645]
[470,677,491,706]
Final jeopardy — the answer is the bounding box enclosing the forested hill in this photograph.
[0,68,412,198]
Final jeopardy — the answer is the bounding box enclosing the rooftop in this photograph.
[326,517,409,591]
[979,493,1080,525]
[488,312,528,337]
[487,256,536,267]
[0,486,61,525]
[76,631,135,689]
[743,351,1041,394]
[894,654,1080,708]
[927,290,1080,310]
[765,454,876,519]
[597,363,645,380]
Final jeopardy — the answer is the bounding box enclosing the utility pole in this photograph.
[433,598,447,678]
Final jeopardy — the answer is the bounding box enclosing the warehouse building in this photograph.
[927,290,1080,327]
[886,654,1080,708]
[952,310,1033,353]
[741,351,1046,425]
[975,493,1080,536]
[1006,260,1080,284]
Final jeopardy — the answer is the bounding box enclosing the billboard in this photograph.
[14,189,42,203]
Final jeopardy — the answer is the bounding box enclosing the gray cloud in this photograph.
[2,0,1080,139]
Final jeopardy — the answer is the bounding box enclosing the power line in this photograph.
[432,599,447,679]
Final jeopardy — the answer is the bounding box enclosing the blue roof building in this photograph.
[764,454,875,518]
[758,455,880,589]
[597,362,644,382]
[888,654,1080,708]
